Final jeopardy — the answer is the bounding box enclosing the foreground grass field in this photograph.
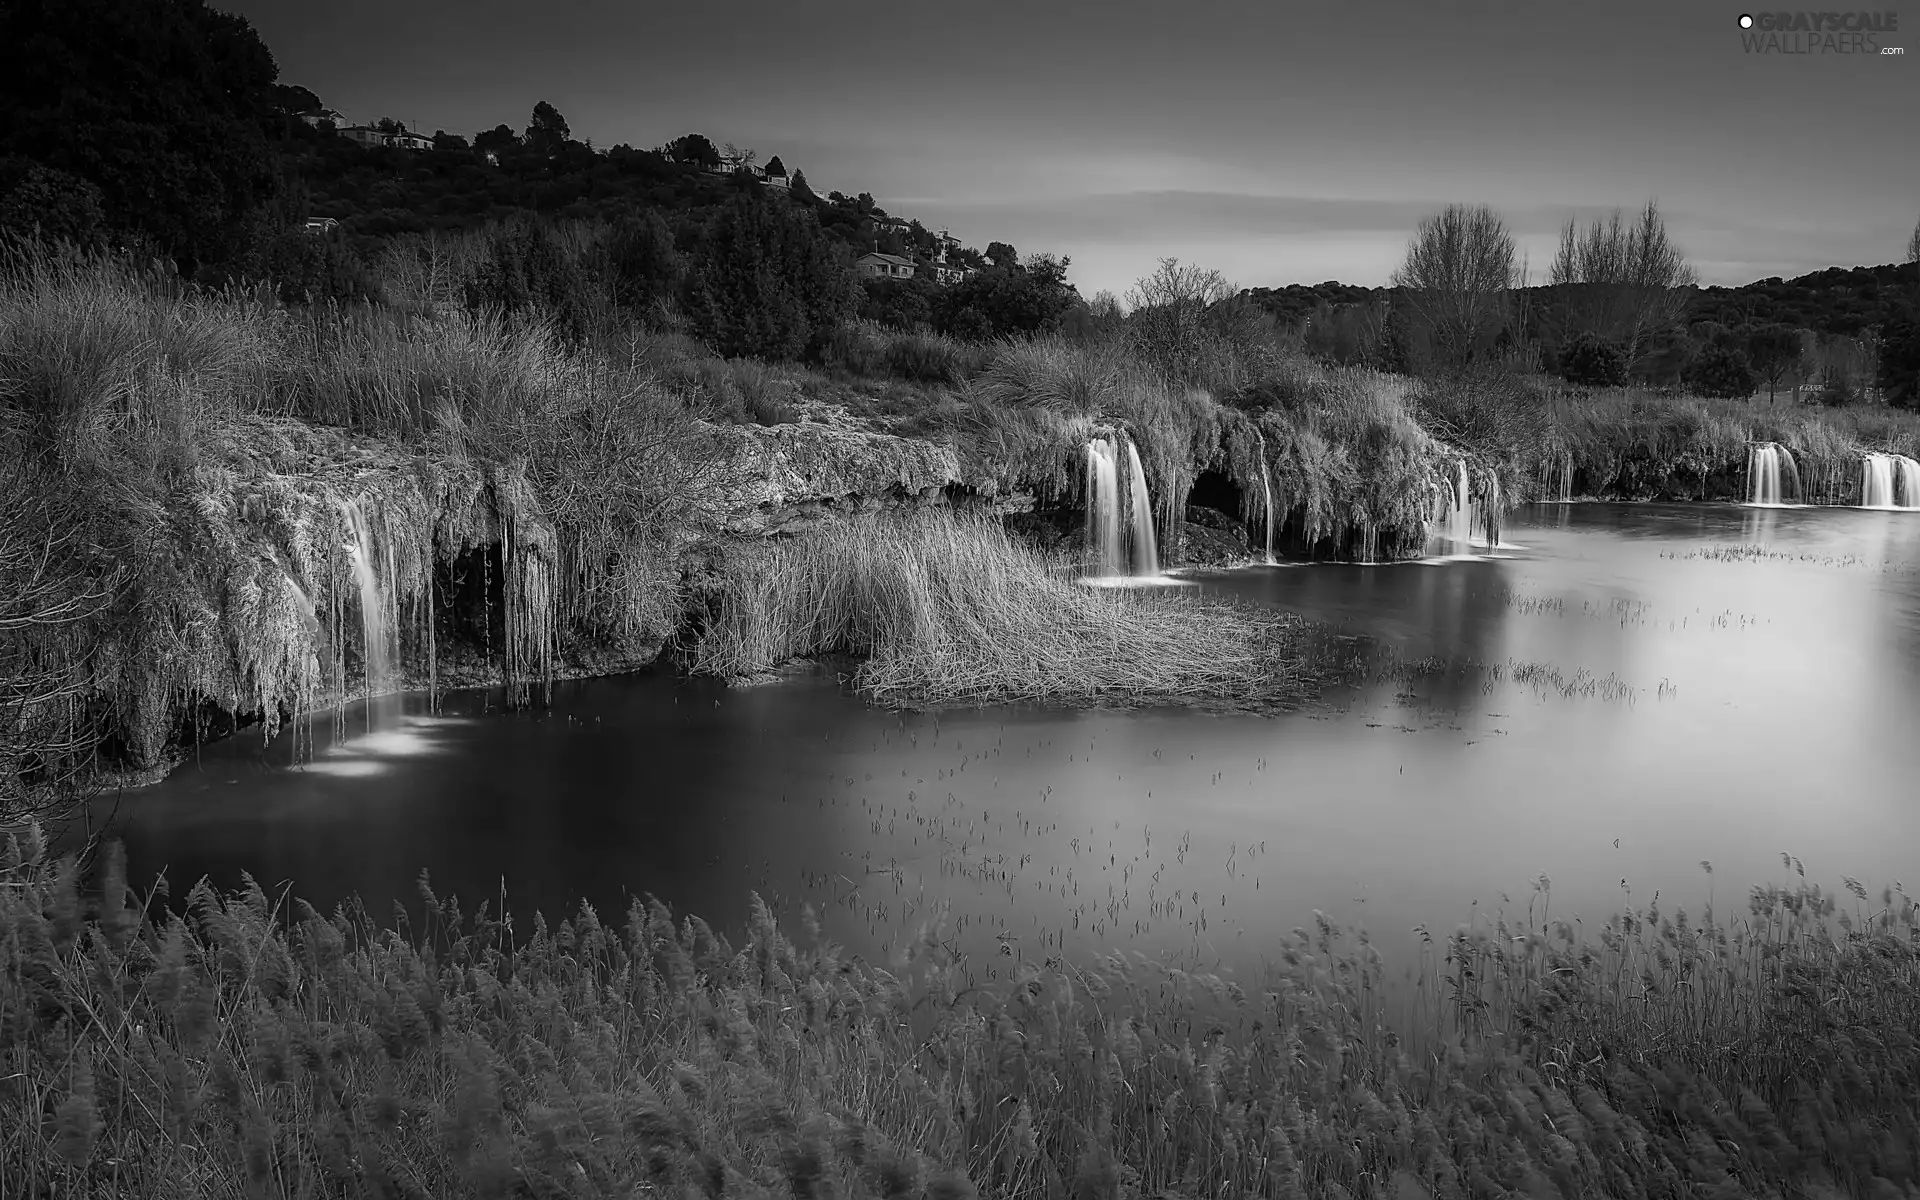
[2,828,1916,1199]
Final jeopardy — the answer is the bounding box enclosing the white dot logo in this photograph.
[1738,13,1754,26]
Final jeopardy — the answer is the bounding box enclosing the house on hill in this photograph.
[340,125,433,151]
[859,253,916,281]
[298,108,345,128]
[933,262,975,286]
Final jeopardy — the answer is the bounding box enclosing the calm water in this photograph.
[88,503,1920,989]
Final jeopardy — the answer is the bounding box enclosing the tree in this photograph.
[1909,214,1920,272]
[1125,258,1237,385]
[765,155,786,178]
[271,83,322,115]
[932,253,1079,340]
[1549,201,1697,368]
[601,210,683,314]
[684,193,855,359]
[1743,323,1806,402]
[526,101,570,156]
[1683,343,1756,399]
[463,217,596,346]
[1391,204,1515,371]
[790,169,814,199]
[667,134,720,169]
[1557,332,1629,387]
[986,241,1019,270]
[0,161,108,248]
[0,0,283,272]
[475,124,519,155]
[1881,315,1920,408]
[431,130,469,153]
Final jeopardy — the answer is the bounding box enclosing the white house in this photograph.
[304,216,340,234]
[298,108,346,128]
[858,253,916,281]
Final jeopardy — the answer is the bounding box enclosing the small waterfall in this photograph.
[1861,453,1920,510]
[1543,450,1572,503]
[339,497,399,733]
[1084,440,1125,575]
[1746,443,1801,507]
[1084,434,1159,576]
[1122,438,1160,576]
[1253,428,1277,563]
[1428,459,1479,555]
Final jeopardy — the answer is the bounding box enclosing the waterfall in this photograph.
[1123,438,1161,576]
[339,496,399,734]
[1544,450,1572,503]
[1861,453,1920,510]
[1428,459,1480,555]
[1084,440,1125,575]
[1746,443,1801,506]
[1253,428,1277,564]
[1083,434,1160,577]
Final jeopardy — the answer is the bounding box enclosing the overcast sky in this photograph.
[237,0,1917,300]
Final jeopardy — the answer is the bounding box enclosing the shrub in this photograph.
[1684,343,1757,400]
[462,217,599,346]
[1557,331,1629,386]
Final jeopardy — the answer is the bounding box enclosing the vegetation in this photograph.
[690,509,1309,706]
[2,829,1916,1198]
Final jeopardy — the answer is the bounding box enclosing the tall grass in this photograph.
[692,509,1306,706]
[0,245,722,785]
[3,827,1915,1198]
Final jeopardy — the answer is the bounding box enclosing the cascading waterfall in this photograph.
[1083,434,1160,577]
[1253,428,1277,564]
[1084,440,1125,575]
[1427,459,1481,555]
[339,496,399,734]
[1860,452,1920,510]
[1123,438,1160,576]
[1746,443,1801,507]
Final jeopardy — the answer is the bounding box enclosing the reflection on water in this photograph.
[87,503,1920,990]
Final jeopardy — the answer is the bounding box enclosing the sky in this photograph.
[236,0,1918,300]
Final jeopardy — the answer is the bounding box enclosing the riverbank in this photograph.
[6,246,1920,802]
[2,827,1914,1198]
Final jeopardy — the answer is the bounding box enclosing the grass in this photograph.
[1534,382,1920,504]
[2,827,1915,1199]
[690,508,1308,707]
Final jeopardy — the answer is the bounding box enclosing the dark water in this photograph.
[87,503,1920,990]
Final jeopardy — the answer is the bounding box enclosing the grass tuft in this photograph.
[691,508,1308,706]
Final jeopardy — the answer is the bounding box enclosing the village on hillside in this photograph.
[293,106,980,286]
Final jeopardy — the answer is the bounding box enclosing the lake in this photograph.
[88,501,1920,997]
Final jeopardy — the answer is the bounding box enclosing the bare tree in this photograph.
[1908,214,1920,267]
[1549,200,1697,367]
[1392,204,1515,370]
[1124,258,1238,385]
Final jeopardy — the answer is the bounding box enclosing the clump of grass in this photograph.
[691,508,1306,706]
[3,826,1915,1198]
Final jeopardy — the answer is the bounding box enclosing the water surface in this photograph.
[92,503,1920,990]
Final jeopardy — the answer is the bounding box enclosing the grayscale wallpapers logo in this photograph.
[1737,10,1905,53]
